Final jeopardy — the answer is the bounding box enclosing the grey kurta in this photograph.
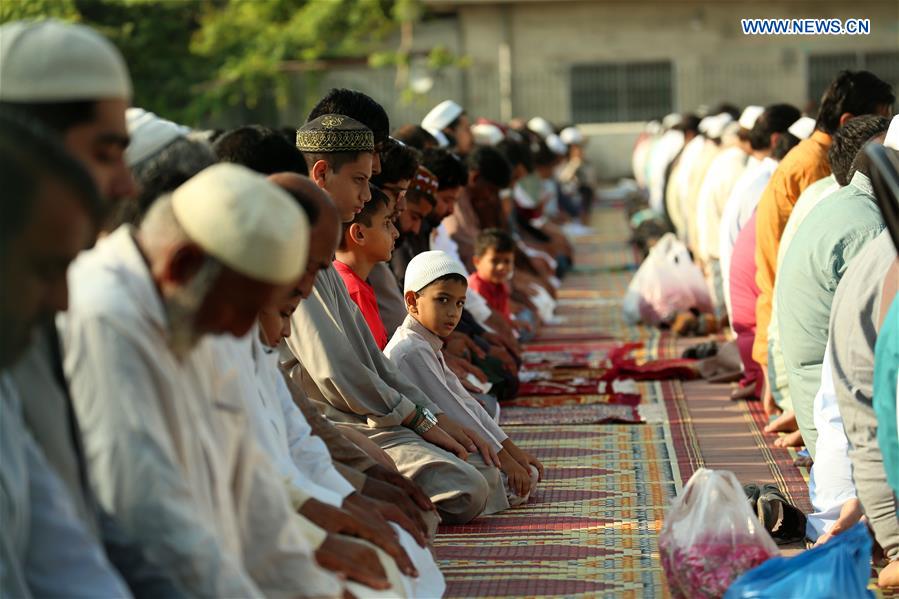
[286,264,502,523]
[0,374,129,599]
[11,332,98,534]
[828,231,899,560]
[369,262,407,340]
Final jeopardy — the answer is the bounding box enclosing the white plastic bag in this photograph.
[659,468,778,599]
[623,233,712,325]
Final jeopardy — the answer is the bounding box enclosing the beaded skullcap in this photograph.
[296,114,374,153]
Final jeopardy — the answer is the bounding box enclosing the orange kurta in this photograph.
[752,130,832,366]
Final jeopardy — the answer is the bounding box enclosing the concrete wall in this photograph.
[282,1,898,178]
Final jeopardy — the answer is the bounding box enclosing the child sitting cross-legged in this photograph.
[385,250,544,505]
[334,184,399,349]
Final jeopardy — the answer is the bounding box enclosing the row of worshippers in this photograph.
[632,71,899,587]
[0,18,598,598]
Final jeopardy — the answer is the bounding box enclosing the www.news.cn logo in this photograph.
[741,18,870,35]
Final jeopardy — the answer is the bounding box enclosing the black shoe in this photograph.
[757,486,807,545]
[743,483,761,514]
[682,341,718,360]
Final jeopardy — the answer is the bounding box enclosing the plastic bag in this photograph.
[623,233,712,325]
[724,521,873,599]
[659,468,778,599]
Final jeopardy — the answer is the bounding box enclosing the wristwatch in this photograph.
[411,406,438,435]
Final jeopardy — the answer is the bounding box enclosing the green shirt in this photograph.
[874,293,899,497]
[776,171,885,456]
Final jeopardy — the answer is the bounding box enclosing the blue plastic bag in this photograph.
[724,521,873,599]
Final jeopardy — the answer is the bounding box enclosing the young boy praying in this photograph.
[470,228,534,337]
[334,184,399,349]
[469,229,516,321]
[385,250,544,505]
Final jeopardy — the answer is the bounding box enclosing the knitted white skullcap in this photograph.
[527,117,554,140]
[560,126,585,146]
[738,106,765,130]
[422,100,464,132]
[883,115,899,151]
[546,133,568,155]
[788,116,816,141]
[471,122,505,146]
[171,164,309,285]
[125,107,190,167]
[404,250,469,294]
[424,127,450,148]
[703,113,734,140]
[662,113,683,129]
[0,20,131,102]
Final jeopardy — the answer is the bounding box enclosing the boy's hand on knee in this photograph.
[364,464,435,513]
[437,415,499,467]
[421,423,469,461]
[499,451,531,497]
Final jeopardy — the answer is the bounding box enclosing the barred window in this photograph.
[570,61,673,123]
[808,51,899,106]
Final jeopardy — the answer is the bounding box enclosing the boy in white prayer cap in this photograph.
[386,250,544,506]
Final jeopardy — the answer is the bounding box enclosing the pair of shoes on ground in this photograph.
[743,483,806,545]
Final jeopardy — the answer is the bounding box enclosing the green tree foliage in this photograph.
[0,0,456,126]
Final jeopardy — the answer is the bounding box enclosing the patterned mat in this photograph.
[434,424,679,598]
[500,403,642,426]
[741,398,814,514]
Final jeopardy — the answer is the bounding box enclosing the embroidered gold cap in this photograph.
[296,114,374,153]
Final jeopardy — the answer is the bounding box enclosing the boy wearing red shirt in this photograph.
[468,229,516,321]
[334,185,400,349]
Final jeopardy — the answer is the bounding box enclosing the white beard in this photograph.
[163,258,221,360]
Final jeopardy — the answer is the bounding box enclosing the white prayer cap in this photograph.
[404,250,468,294]
[883,115,899,151]
[125,107,191,167]
[0,20,131,102]
[423,127,450,148]
[527,117,554,140]
[171,163,309,285]
[662,113,683,129]
[739,105,765,130]
[422,100,464,132]
[646,120,662,135]
[788,116,816,140]
[546,133,568,156]
[471,123,504,146]
[702,113,734,139]
[560,126,585,146]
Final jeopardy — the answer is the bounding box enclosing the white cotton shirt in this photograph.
[719,156,778,321]
[213,327,354,508]
[806,343,856,540]
[695,145,748,262]
[61,226,341,598]
[647,129,685,214]
[385,316,508,452]
[0,375,130,599]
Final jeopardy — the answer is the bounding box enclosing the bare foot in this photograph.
[815,499,864,546]
[793,456,813,468]
[773,429,803,448]
[879,560,899,587]
[765,411,798,434]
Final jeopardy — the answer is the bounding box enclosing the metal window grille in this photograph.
[570,61,673,123]
[808,51,899,106]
